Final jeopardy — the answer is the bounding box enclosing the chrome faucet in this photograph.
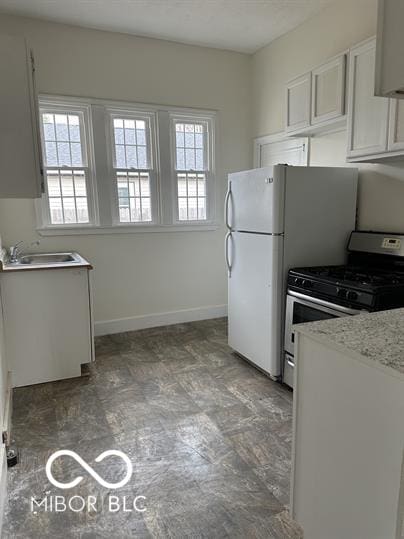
[9,240,40,263]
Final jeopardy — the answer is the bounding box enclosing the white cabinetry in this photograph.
[286,73,311,133]
[347,37,404,162]
[0,33,42,198]
[291,331,404,539]
[311,54,346,125]
[285,53,347,136]
[0,268,93,387]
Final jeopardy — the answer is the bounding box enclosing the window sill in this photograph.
[36,223,220,236]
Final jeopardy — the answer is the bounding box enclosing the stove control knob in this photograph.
[294,278,303,286]
[347,291,358,301]
[302,280,313,288]
[337,288,347,298]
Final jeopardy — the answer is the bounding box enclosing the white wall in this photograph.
[0,15,252,328]
[252,0,404,233]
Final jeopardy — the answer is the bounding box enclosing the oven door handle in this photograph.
[288,290,366,315]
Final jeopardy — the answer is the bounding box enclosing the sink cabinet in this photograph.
[0,268,93,387]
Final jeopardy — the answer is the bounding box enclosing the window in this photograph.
[40,105,94,225]
[173,118,211,222]
[37,96,216,234]
[109,113,155,224]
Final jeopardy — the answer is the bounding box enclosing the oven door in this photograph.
[284,290,366,357]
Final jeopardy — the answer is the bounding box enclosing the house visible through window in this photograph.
[111,116,153,223]
[174,121,208,221]
[37,96,216,232]
[40,109,91,225]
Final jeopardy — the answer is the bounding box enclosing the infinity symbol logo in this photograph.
[46,450,133,490]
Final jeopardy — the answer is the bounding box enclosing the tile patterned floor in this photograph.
[3,318,301,538]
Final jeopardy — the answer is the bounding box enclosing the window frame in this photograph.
[170,113,216,225]
[35,94,217,235]
[106,107,160,227]
[38,99,98,228]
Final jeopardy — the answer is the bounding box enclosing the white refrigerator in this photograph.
[225,164,358,379]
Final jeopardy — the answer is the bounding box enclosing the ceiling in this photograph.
[0,0,334,53]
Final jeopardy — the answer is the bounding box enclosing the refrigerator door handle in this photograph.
[225,231,232,277]
[224,181,232,230]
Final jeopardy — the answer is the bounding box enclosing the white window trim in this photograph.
[169,113,216,225]
[37,99,99,228]
[35,94,218,235]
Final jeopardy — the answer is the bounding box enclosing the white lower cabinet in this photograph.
[0,268,93,387]
[291,332,404,539]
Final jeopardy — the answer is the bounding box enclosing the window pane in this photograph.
[112,116,150,172]
[68,115,81,142]
[71,143,83,166]
[124,126,135,145]
[188,197,198,220]
[61,173,74,196]
[176,149,185,170]
[137,147,147,169]
[116,171,152,223]
[177,172,207,222]
[174,122,205,172]
[41,110,86,169]
[76,197,89,223]
[116,145,126,168]
[198,198,206,220]
[55,114,69,141]
[136,129,146,145]
[185,148,195,170]
[188,177,197,196]
[126,146,137,168]
[45,169,90,225]
[57,142,71,166]
[47,173,60,196]
[195,149,204,170]
[74,173,87,196]
[43,117,56,141]
[45,141,58,166]
[49,197,63,224]
[62,197,76,223]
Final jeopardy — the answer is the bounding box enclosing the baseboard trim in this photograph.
[94,304,228,336]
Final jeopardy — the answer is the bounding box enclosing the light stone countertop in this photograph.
[293,307,404,378]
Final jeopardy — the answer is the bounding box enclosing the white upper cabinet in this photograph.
[285,53,347,136]
[375,0,404,99]
[311,55,346,125]
[388,99,404,151]
[347,38,389,158]
[0,33,42,198]
[347,36,404,162]
[285,73,311,134]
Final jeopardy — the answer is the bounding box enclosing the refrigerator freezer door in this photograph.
[228,166,285,234]
[228,231,283,377]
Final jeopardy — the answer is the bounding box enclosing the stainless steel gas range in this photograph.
[283,230,404,388]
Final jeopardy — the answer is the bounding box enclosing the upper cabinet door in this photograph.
[0,33,42,198]
[311,54,346,125]
[388,99,404,151]
[285,73,311,133]
[347,38,389,158]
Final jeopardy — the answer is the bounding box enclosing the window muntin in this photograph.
[40,109,91,225]
[173,120,209,222]
[111,115,153,223]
